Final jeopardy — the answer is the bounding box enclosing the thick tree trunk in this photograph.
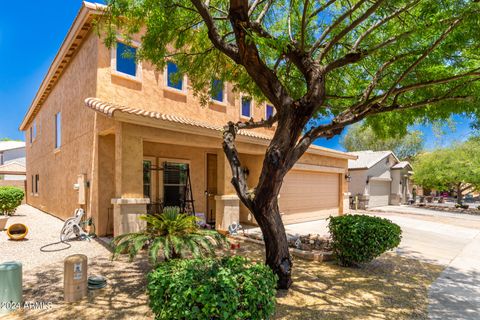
[252,196,292,289]
[457,183,463,204]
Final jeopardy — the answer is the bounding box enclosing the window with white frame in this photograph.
[241,96,252,118]
[211,79,225,103]
[29,121,36,144]
[112,40,141,79]
[55,112,61,149]
[266,104,275,119]
[166,61,185,91]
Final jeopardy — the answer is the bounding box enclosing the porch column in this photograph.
[111,122,149,236]
[215,150,240,232]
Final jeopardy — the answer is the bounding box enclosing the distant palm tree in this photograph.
[112,207,227,263]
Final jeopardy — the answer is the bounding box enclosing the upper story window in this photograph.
[55,112,61,149]
[266,104,275,119]
[241,96,252,118]
[116,42,137,77]
[29,121,36,144]
[166,62,184,91]
[211,79,225,103]
[0,153,3,165]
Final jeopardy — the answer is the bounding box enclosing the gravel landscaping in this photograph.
[1,206,444,319]
[1,205,111,272]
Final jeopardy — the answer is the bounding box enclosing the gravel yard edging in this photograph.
[230,235,333,262]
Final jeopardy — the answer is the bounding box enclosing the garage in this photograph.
[279,170,340,224]
[368,179,391,207]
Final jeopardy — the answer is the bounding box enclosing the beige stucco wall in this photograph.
[25,31,98,221]
[95,37,275,139]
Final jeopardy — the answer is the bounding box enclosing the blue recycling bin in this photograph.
[0,261,22,315]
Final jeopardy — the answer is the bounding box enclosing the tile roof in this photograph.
[392,161,412,169]
[0,161,26,175]
[84,98,272,140]
[0,141,25,152]
[347,150,394,169]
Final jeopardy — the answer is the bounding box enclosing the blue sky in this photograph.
[0,1,474,150]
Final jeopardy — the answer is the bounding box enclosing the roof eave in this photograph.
[19,2,105,131]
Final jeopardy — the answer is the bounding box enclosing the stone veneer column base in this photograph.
[214,195,240,232]
[357,194,370,210]
[111,198,150,236]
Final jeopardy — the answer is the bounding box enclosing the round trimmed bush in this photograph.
[328,214,402,267]
[0,187,24,215]
[147,256,277,320]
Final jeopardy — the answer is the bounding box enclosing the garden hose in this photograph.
[39,218,97,252]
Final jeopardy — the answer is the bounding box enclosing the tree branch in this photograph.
[255,0,273,23]
[309,0,337,19]
[318,0,385,61]
[310,0,368,55]
[300,0,310,51]
[190,0,240,62]
[237,113,279,130]
[352,0,419,51]
[222,122,255,210]
[381,18,462,104]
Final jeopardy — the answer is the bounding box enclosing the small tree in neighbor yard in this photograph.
[341,123,424,160]
[102,0,480,288]
[413,140,480,204]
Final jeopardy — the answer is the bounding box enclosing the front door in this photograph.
[206,154,217,225]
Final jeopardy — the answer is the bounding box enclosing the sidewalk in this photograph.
[428,232,480,319]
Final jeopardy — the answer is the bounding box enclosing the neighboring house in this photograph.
[348,151,413,208]
[19,2,356,237]
[0,141,26,181]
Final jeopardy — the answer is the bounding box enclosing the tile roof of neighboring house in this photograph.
[5,157,26,166]
[392,161,412,169]
[0,161,26,175]
[84,98,272,140]
[0,141,26,152]
[348,150,398,169]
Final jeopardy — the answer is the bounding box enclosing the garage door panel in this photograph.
[280,171,339,219]
[368,181,390,207]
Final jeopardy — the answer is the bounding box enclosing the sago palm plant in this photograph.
[112,207,227,263]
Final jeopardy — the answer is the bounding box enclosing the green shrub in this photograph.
[328,214,402,267]
[0,187,24,215]
[455,203,469,209]
[147,256,277,320]
[112,206,227,263]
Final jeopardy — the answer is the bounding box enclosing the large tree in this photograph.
[413,140,480,204]
[341,123,424,160]
[103,0,480,288]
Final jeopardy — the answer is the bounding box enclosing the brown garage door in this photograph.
[280,170,340,224]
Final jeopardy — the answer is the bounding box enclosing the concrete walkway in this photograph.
[372,205,480,222]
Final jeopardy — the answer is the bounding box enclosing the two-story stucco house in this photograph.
[348,150,413,208]
[19,2,355,236]
[0,141,26,181]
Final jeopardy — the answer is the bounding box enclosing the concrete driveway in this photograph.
[245,207,480,319]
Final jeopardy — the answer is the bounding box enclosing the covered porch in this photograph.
[93,120,269,237]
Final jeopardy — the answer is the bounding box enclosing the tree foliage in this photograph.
[341,123,423,160]
[413,139,480,202]
[101,0,480,288]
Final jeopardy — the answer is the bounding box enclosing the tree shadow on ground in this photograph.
[234,241,444,320]
[8,254,153,320]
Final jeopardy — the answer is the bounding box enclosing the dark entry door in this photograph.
[206,154,217,225]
